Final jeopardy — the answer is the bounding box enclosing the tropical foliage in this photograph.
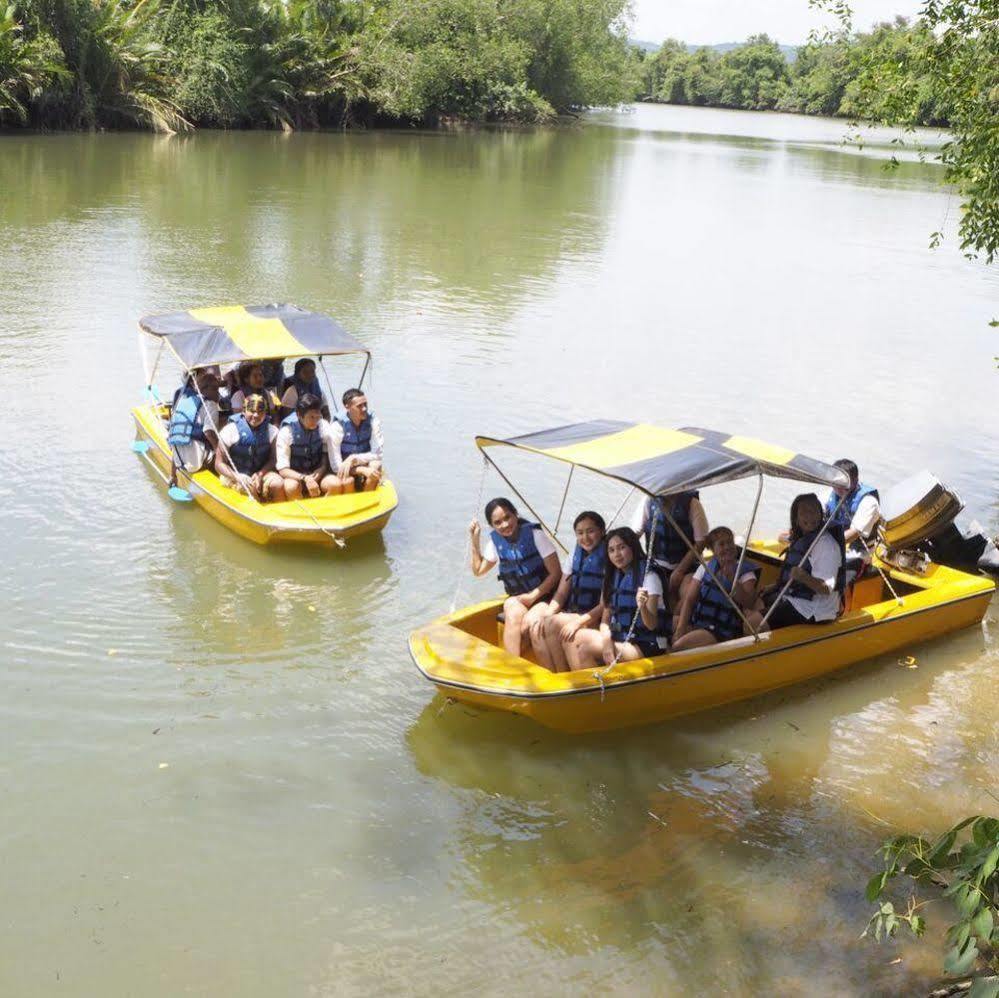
[0,0,636,130]
[864,815,999,994]
[636,19,944,121]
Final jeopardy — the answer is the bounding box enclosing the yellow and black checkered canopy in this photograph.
[139,304,368,369]
[476,421,850,496]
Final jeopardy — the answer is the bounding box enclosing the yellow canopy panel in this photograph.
[476,420,850,496]
[139,304,369,369]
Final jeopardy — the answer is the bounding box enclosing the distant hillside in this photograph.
[630,39,799,61]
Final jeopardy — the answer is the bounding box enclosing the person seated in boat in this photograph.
[276,393,341,499]
[529,511,607,673]
[826,458,880,571]
[231,362,282,421]
[167,367,221,483]
[631,492,709,608]
[214,393,284,501]
[280,358,330,420]
[760,493,845,630]
[469,498,563,659]
[329,388,384,493]
[672,526,761,650]
[571,527,670,669]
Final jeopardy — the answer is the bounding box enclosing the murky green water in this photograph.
[2,103,998,996]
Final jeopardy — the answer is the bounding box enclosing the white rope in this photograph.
[858,533,905,607]
[450,454,489,613]
[595,501,663,694]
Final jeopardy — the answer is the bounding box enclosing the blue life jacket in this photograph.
[825,483,879,536]
[567,542,607,614]
[338,414,374,457]
[292,376,323,403]
[491,520,548,596]
[228,414,272,475]
[609,558,670,648]
[779,526,846,603]
[690,555,760,642]
[167,386,206,447]
[282,413,325,473]
[647,492,699,567]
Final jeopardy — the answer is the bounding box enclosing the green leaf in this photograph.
[930,830,958,865]
[944,939,979,977]
[949,919,972,951]
[980,845,999,884]
[971,907,994,940]
[968,977,999,998]
[866,870,890,902]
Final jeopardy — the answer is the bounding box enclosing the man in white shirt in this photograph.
[276,394,343,499]
[329,389,385,493]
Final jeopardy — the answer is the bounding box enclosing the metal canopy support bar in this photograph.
[553,465,575,537]
[482,452,570,555]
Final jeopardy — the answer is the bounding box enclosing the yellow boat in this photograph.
[131,303,398,547]
[409,421,994,732]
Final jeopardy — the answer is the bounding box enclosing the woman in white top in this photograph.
[469,498,562,658]
[570,527,670,670]
[761,493,845,629]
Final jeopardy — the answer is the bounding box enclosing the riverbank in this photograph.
[0,0,635,132]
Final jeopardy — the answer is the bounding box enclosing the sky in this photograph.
[631,0,925,46]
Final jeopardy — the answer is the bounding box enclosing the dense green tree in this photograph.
[0,2,66,123]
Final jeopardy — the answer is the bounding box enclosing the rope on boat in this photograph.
[189,371,346,549]
[607,486,635,528]
[594,500,664,699]
[450,454,489,613]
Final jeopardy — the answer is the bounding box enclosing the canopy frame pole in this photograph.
[607,486,635,528]
[139,333,165,403]
[358,353,371,389]
[731,470,765,617]
[451,453,490,613]
[660,501,760,639]
[758,491,848,630]
[481,451,569,555]
[188,373,261,505]
[318,355,340,414]
[553,465,574,537]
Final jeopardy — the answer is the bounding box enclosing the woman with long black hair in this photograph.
[570,526,670,670]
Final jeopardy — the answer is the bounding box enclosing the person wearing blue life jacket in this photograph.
[761,493,845,630]
[672,526,761,650]
[329,388,384,493]
[530,511,607,673]
[214,394,284,501]
[231,361,282,422]
[470,497,563,658]
[276,393,343,499]
[631,491,709,607]
[280,358,330,420]
[571,527,671,670]
[167,367,221,486]
[826,458,880,559]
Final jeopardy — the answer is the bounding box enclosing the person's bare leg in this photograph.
[542,614,571,673]
[283,478,302,500]
[571,630,604,671]
[321,474,346,496]
[261,472,283,502]
[524,603,554,668]
[502,598,527,657]
[671,628,719,652]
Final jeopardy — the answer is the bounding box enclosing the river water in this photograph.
[2,103,998,996]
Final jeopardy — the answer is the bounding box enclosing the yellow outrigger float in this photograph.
[131,304,398,547]
[410,422,994,732]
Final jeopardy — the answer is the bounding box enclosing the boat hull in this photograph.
[131,404,397,546]
[409,554,994,733]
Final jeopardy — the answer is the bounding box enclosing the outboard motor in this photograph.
[876,470,999,577]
